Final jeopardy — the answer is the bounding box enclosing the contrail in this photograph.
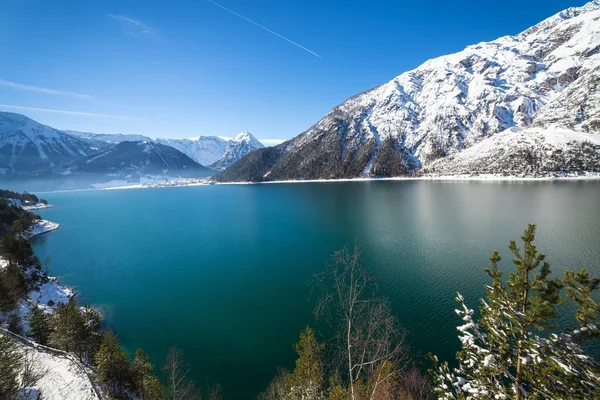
[207,0,321,58]
[0,104,129,119]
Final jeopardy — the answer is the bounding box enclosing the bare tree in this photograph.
[397,367,434,400]
[163,347,200,400]
[200,381,222,400]
[313,245,409,400]
[257,368,289,400]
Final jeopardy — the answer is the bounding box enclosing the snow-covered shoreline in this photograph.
[26,220,60,239]
[98,173,600,191]
[230,173,600,185]
[0,204,93,399]
[22,203,53,211]
[103,177,211,190]
[6,269,76,334]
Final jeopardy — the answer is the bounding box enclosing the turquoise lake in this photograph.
[31,180,600,398]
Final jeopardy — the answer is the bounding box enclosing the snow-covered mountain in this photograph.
[218,1,600,182]
[65,130,152,144]
[0,112,95,176]
[155,136,228,166]
[210,131,264,170]
[0,113,215,188]
[67,131,256,168]
[53,141,212,180]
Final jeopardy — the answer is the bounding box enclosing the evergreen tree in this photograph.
[0,233,35,266]
[50,299,84,354]
[0,262,27,312]
[0,336,22,400]
[80,304,102,362]
[285,326,325,400]
[94,329,133,399]
[133,348,164,400]
[12,219,30,238]
[27,306,52,345]
[49,299,102,362]
[431,224,600,399]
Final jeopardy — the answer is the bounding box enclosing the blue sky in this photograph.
[0,0,587,143]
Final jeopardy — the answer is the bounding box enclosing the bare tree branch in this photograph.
[312,244,409,400]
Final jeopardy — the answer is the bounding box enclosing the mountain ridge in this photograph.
[0,112,213,189]
[217,1,600,182]
[67,128,264,168]
[51,140,212,180]
[0,112,95,176]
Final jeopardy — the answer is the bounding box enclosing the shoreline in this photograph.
[229,174,600,185]
[0,208,72,333]
[99,173,600,191]
[21,173,600,194]
[0,205,94,399]
[22,203,53,211]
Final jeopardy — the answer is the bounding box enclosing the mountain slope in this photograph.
[53,141,212,180]
[218,1,600,182]
[424,127,600,177]
[0,112,95,176]
[155,136,228,166]
[210,131,264,170]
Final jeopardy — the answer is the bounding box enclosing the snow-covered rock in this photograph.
[210,131,264,170]
[218,1,600,182]
[25,220,60,239]
[0,113,95,176]
[156,136,229,166]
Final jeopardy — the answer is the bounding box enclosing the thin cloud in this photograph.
[207,0,321,58]
[107,14,160,38]
[0,79,95,100]
[0,104,129,120]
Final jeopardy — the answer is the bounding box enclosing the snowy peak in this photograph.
[232,131,262,146]
[524,0,600,35]
[155,136,228,167]
[217,1,600,182]
[210,131,264,170]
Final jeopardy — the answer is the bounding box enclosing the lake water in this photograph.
[31,180,600,398]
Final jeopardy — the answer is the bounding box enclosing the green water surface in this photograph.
[31,180,600,398]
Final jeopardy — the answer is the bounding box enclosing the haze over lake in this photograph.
[31,180,600,398]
